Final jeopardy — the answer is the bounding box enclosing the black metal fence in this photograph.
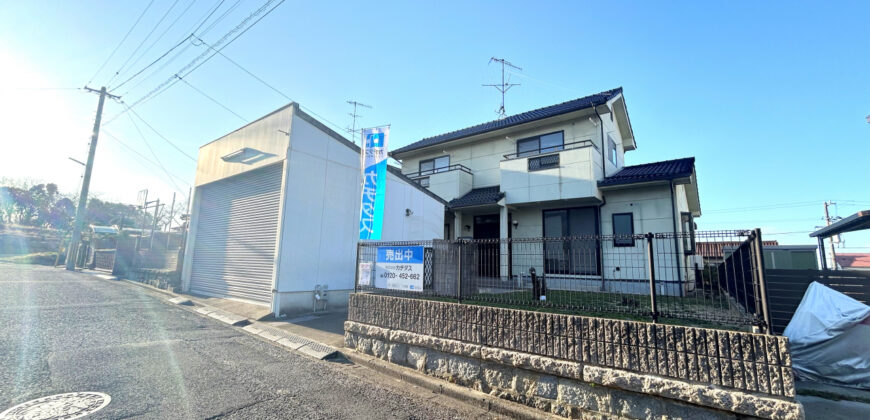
[356,229,774,331]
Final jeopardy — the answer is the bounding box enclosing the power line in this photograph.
[108,0,183,86]
[105,0,286,125]
[124,109,189,198]
[112,35,192,91]
[191,35,350,136]
[124,103,197,162]
[118,0,233,96]
[175,74,247,122]
[102,129,191,186]
[87,0,156,85]
[112,0,198,88]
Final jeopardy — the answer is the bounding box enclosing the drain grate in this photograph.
[0,392,111,420]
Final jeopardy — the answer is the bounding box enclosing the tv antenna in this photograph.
[347,100,372,144]
[482,57,521,119]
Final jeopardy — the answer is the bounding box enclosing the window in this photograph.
[542,207,599,275]
[608,135,617,165]
[612,213,634,247]
[528,154,559,171]
[516,131,564,157]
[419,155,449,175]
[417,177,430,187]
[681,212,695,254]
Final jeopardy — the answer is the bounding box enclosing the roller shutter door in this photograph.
[189,163,283,304]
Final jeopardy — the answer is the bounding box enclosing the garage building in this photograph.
[181,103,445,316]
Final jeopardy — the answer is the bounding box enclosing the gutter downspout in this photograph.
[592,103,607,290]
[592,102,606,179]
[669,180,684,297]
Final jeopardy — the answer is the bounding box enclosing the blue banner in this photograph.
[359,127,389,240]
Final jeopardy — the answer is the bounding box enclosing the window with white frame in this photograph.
[608,135,617,165]
[419,155,449,175]
[516,131,564,157]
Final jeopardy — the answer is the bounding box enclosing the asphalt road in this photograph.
[0,263,502,419]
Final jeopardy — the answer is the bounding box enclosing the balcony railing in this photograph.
[404,164,473,179]
[501,139,598,161]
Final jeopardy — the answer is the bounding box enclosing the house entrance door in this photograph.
[474,214,500,278]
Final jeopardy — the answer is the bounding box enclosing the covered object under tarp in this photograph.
[783,281,870,389]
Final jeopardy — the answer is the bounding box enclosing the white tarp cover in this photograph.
[783,281,870,389]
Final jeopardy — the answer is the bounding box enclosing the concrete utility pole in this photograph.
[66,86,120,271]
[823,201,838,270]
[150,199,161,249]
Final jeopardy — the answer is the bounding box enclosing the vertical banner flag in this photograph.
[359,126,389,240]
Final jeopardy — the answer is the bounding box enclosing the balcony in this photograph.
[404,164,474,202]
[500,140,602,205]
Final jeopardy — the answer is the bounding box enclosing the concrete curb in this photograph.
[343,349,558,420]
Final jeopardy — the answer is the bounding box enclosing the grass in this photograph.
[0,251,61,266]
[421,289,751,331]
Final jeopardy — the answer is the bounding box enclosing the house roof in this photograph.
[448,186,504,209]
[835,253,870,269]
[598,157,695,187]
[391,87,624,156]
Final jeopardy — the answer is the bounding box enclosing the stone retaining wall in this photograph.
[346,293,803,420]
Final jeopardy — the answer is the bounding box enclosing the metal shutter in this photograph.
[189,163,283,304]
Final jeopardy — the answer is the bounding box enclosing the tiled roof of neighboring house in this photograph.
[448,186,504,209]
[391,87,623,156]
[836,253,870,269]
[598,157,695,187]
[696,240,779,259]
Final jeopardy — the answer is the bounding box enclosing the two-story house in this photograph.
[391,87,702,295]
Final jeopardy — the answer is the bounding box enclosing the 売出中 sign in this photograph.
[375,246,424,291]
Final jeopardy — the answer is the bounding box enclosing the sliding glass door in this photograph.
[542,207,599,275]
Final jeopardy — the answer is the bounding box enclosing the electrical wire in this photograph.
[124,109,189,198]
[124,104,197,162]
[175,74,247,122]
[108,0,183,86]
[101,129,191,187]
[111,0,199,88]
[112,35,192,91]
[105,0,285,125]
[87,0,156,85]
[190,0,226,35]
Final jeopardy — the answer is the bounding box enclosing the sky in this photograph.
[0,0,868,249]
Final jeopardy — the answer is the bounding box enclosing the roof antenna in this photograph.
[483,57,521,119]
[347,100,372,144]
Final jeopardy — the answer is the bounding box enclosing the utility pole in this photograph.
[347,100,372,144]
[482,57,521,119]
[823,201,839,270]
[66,86,121,271]
[165,192,176,247]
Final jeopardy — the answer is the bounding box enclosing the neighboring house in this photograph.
[719,244,818,270]
[390,87,702,295]
[836,253,870,271]
[696,240,779,266]
[182,103,445,316]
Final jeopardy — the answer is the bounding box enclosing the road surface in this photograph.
[0,263,502,419]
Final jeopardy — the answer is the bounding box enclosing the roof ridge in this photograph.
[392,87,623,155]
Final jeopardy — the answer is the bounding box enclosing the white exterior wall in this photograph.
[399,117,603,193]
[274,112,444,315]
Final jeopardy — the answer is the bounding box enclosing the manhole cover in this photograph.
[0,392,111,420]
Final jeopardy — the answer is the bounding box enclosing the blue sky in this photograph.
[0,0,868,248]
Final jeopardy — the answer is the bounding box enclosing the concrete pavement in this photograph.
[0,263,507,419]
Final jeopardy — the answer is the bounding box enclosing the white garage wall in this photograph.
[274,109,444,314]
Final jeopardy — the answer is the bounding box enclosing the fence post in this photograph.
[456,240,463,302]
[646,232,659,323]
[753,228,772,334]
[354,242,361,291]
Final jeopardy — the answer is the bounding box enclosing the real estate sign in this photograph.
[359,126,390,240]
[375,246,424,291]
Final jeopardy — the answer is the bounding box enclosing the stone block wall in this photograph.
[346,293,804,420]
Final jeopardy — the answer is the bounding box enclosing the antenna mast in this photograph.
[483,57,521,119]
[347,100,372,144]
